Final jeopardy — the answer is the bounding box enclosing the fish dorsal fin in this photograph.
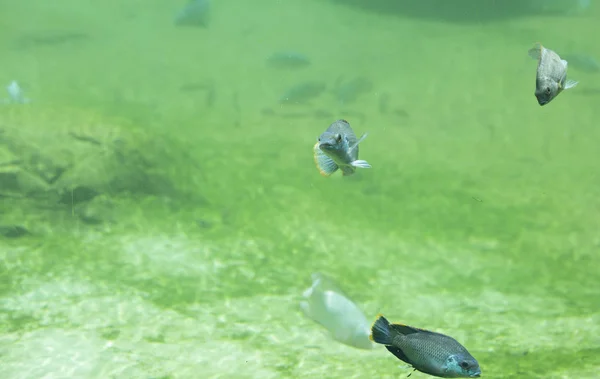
[348,132,368,151]
[385,345,412,365]
[528,43,543,61]
[389,323,420,335]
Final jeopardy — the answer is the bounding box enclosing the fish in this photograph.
[370,315,481,378]
[333,76,373,106]
[561,53,600,73]
[266,51,311,69]
[300,273,374,350]
[313,119,371,177]
[5,81,30,104]
[528,43,578,106]
[279,81,326,104]
[174,0,210,27]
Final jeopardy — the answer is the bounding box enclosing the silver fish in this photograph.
[313,119,371,176]
[528,43,578,106]
[371,315,481,378]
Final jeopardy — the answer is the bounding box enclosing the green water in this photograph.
[1,1,599,378]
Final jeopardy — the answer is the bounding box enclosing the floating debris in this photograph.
[300,273,374,350]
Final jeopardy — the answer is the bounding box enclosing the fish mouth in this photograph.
[470,371,481,377]
[535,96,549,106]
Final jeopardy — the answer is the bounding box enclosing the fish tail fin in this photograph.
[370,314,393,345]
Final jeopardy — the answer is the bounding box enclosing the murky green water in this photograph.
[1,1,599,378]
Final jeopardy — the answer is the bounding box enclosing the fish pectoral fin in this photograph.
[351,160,371,169]
[528,43,542,60]
[385,345,412,365]
[314,143,338,176]
[348,132,369,152]
[565,79,578,89]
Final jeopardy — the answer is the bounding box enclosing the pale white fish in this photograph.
[6,81,31,104]
[300,272,374,350]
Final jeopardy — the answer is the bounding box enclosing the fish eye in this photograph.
[459,361,469,369]
[335,134,342,143]
[545,87,551,94]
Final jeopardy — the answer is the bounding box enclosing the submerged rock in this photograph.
[0,105,166,206]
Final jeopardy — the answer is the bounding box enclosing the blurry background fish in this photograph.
[330,0,591,22]
[174,0,210,27]
[4,81,30,104]
[300,273,375,350]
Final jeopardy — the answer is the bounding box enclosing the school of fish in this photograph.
[303,41,588,378]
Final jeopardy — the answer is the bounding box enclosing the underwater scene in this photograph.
[1,0,599,378]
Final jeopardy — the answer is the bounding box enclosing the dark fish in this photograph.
[266,51,311,69]
[528,43,578,106]
[279,82,326,104]
[175,0,210,27]
[370,315,481,378]
[313,119,371,176]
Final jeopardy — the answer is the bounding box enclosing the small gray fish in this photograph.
[370,315,481,378]
[528,43,578,106]
[313,119,371,177]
